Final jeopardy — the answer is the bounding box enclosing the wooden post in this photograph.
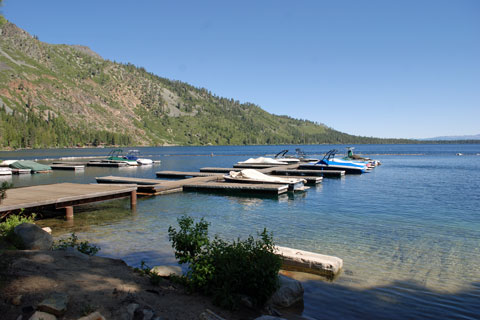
[65,206,74,221]
[130,190,137,209]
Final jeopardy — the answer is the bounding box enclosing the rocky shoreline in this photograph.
[0,224,306,320]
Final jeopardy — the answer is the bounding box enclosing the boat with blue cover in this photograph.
[299,149,369,174]
[124,150,154,165]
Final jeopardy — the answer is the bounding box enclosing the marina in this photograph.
[0,144,479,320]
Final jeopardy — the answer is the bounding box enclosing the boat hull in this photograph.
[299,163,367,174]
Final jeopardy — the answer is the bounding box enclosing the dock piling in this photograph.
[65,206,74,221]
[130,190,137,209]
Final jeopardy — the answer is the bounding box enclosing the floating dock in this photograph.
[199,167,239,173]
[96,176,162,185]
[96,175,225,196]
[51,164,85,171]
[272,169,345,178]
[183,181,289,195]
[199,167,322,184]
[0,183,137,220]
[87,161,127,167]
[95,162,337,198]
[278,175,323,185]
[11,169,31,174]
[276,246,343,279]
[155,171,223,178]
[233,163,289,169]
[200,167,343,178]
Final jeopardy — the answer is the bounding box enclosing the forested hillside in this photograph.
[0,19,411,149]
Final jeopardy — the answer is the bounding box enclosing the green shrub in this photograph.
[0,181,12,201]
[53,233,100,256]
[168,215,281,309]
[0,212,36,248]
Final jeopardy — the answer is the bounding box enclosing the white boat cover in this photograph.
[0,167,12,175]
[238,157,289,165]
[0,160,18,167]
[228,169,304,184]
[137,158,153,165]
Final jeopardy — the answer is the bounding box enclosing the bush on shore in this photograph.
[0,212,36,248]
[168,215,281,309]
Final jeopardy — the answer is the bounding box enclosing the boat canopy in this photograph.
[9,160,51,172]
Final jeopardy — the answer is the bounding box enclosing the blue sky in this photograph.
[3,0,479,139]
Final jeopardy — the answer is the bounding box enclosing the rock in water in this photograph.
[14,223,53,250]
[150,265,182,277]
[268,275,304,308]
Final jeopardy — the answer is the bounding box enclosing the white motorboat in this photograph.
[224,169,307,191]
[0,167,12,175]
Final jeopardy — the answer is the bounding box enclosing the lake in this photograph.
[1,144,479,319]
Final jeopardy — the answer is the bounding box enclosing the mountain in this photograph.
[422,134,480,141]
[0,20,410,149]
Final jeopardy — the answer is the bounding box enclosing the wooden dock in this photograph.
[272,169,345,178]
[0,183,137,220]
[51,164,85,171]
[199,167,240,173]
[96,176,161,185]
[96,175,225,195]
[87,161,127,167]
[183,181,289,195]
[199,167,322,185]
[155,171,223,178]
[97,163,322,197]
[278,175,323,185]
[233,163,289,169]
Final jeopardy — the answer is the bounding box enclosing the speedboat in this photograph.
[0,167,12,175]
[299,149,369,174]
[344,147,381,167]
[124,150,154,165]
[104,149,139,166]
[8,160,52,173]
[224,169,307,191]
[273,150,301,164]
[236,157,290,166]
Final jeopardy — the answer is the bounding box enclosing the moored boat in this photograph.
[0,167,12,175]
[344,147,381,167]
[224,169,307,191]
[273,150,302,164]
[124,150,154,165]
[299,149,369,174]
[237,157,290,166]
[103,149,138,166]
[8,160,52,173]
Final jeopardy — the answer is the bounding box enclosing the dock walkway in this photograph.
[155,171,223,178]
[51,164,85,171]
[0,183,137,220]
[272,169,345,178]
